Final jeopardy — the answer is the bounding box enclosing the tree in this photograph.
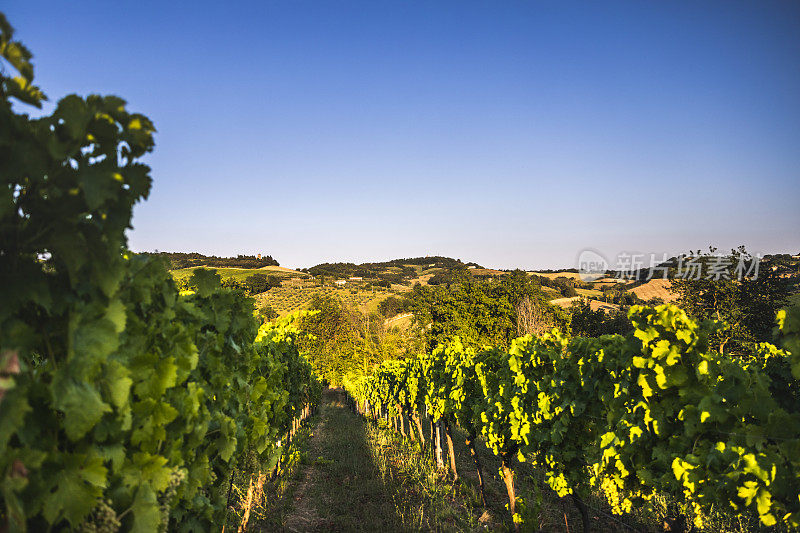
[568,299,632,337]
[377,295,408,318]
[409,270,568,351]
[516,295,555,336]
[298,294,424,384]
[139,251,280,269]
[561,284,578,297]
[670,246,792,354]
[426,267,471,286]
[298,295,366,383]
[244,273,280,294]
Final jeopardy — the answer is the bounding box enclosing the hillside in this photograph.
[627,278,678,302]
[255,284,393,316]
[169,256,798,320]
[141,251,280,269]
[170,266,310,285]
[304,256,483,286]
[550,297,620,312]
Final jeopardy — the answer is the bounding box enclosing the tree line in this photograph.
[140,251,280,269]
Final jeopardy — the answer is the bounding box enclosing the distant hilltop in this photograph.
[300,256,483,287]
[138,251,280,269]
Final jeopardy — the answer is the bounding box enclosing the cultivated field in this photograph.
[627,278,678,302]
[255,284,394,316]
[170,266,310,284]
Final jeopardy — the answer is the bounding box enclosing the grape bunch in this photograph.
[159,469,187,533]
[78,500,120,533]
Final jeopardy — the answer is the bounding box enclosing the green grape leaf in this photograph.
[42,454,106,526]
[130,485,162,533]
[53,380,112,441]
[0,387,31,450]
[188,268,221,296]
[104,360,133,409]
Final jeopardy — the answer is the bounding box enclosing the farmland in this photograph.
[170,256,797,327]
[170,266,401,317]
[170,265,310,285]
[256,284,395,316]
[3,8,800,533]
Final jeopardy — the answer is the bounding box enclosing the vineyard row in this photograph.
[345,304,800,531]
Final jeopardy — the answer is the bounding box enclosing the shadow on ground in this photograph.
[281,388,403,532]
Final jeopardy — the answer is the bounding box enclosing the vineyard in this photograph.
[345,305,800,531]
[3,9,800,533]
[169,267,397,318]
[255,284,394,317]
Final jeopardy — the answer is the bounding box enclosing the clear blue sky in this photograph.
[5,1,799,269]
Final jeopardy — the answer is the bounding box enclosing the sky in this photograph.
[5,1,800,270]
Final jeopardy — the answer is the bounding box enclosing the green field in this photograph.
[256,284,394,316]
[575,287,604,298]
[170,266,307,284]
[541,286,561,299]
[170,267,392,316]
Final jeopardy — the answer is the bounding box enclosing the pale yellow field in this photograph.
[258,265,309,275]
[529,271,583,280]
[550,297,620,313]
[549,296,581,307]
[627,279,677,302]
[469,268,506,276]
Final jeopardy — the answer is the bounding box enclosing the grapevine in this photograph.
[0,16,321,531]
[348,304,800,530]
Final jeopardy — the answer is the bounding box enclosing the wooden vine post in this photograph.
[443,418,459,481]
[434,420,445,470]
[500,453,518,532]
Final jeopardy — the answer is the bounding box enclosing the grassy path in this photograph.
[282,388,401,532]
[276,389,651,532]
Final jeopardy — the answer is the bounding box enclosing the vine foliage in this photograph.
[0,15,320,531]
[349,304,800,529]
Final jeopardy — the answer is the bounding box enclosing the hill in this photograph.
[170,266,310,286]
[304,256,483,287]
[140,251,280,269]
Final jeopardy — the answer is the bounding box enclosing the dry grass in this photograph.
[529,271,583,280]
[627,279,677,302]
[549,297,620,313]
[575,288,603,298]
[550,296,581,308]
[384,312,414,329]
[258,265,311,275]
[593,277,633,285]
[589,300,620,312]
[469,268,506,277]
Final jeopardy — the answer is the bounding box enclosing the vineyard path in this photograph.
[282,388,399,532]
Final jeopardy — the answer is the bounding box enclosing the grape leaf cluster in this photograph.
[0,15,321,531]
[350,304,800,529]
